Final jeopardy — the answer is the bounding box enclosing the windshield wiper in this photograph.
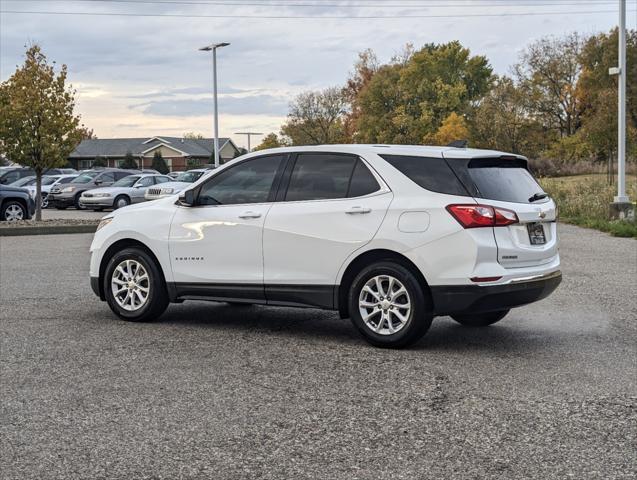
[528,192,549,203]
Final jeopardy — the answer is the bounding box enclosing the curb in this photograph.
[0,224,98,237]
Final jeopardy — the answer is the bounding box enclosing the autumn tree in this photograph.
[514,33,584,139]
[428,112,469,145]
[280,87,348,145]
[0,44,84,220]
[352,41,492,144]
[254,133,286,151]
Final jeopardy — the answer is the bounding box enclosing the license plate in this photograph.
[527,222,546,245]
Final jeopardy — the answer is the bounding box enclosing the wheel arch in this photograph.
[1,197,28,219]
[337,248,432,319]
[97,238,167,301]
[113,194,131,207]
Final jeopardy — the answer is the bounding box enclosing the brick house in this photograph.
[68,136,241,171]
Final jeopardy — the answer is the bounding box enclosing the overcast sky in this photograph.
[1,0,635,149]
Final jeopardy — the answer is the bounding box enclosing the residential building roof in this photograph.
[70,136,235,158]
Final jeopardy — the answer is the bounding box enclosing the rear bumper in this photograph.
[431,270,562,316]
[48,194,76,208]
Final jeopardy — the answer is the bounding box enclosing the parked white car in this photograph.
[144,169,210,201]
[89,145,561,348]
[80,174,172,211]
[26,174,77,208]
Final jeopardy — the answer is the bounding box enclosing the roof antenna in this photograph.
[447,139,468,148]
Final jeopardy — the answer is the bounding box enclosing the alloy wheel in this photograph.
[4,204,24,221]
[111,259,150,311]
[358,274,411,335]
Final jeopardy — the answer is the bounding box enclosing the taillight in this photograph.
[446,204,518,228]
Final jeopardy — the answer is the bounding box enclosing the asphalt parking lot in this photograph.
[1,224,635,479]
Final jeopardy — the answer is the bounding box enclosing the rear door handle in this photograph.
[345,206,371,215]
[238,211,262,219]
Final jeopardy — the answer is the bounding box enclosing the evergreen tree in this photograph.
[151,151,169,174]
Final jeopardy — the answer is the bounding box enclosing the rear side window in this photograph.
[285,153,357,201]
[462,158,545,204]
[380,155,468,197]
[348,160,380,197]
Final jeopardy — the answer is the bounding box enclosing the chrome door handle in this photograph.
[345,206,371,214]
[238,211,262,219]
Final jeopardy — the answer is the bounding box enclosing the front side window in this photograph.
[98,173,115,183]
[285,153,358,202]
[155,176,171,184]
[198,155,284,206]
[136,177,154,187]
[72,172,99,184]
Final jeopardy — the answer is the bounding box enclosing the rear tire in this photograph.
[451,309,510,327]
[74,193,85,210]
[103,247,169,322]
[349,261,432,348]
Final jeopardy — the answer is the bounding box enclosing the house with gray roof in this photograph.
[69,136,241,171]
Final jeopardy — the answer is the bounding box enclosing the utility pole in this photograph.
[235,132,263,152]
[609,0,633,220]
[199,42,230,168]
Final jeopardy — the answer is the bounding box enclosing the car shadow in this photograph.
[156,301,559,353]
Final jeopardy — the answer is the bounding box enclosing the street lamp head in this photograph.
[199,42,230,51]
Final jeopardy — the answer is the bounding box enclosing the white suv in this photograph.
[89,145,561,348]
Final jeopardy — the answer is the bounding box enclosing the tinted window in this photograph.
[114,172,131,180]
[381,155,468,196]
[58,177,75,185]
[198,155,284,205]
[465,159,545,204]
[285,153,357,201]
[348,160,380,197]
[2,172,21,184]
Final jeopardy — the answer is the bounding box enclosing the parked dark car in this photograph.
[0,185,35,221]
[0,167,77,185]
[48,168,139,210]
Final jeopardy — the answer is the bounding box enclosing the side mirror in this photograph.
[94,179,102,185]
[178,188,196,207]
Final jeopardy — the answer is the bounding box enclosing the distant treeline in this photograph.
[257,29,636,175]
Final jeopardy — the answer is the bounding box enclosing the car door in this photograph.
[131,176,154,202]
[262,152,393,303]
[169,154,287,297]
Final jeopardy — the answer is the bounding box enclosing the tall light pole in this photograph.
[199,42,230,169]
[235,132,263,152]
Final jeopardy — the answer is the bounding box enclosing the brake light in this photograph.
[446,204,518,228]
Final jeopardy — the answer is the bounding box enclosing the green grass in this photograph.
[540,174,637,238]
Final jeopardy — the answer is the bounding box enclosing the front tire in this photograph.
[349,262,432,348]
[113,195,130,210]
[1,201,27,221]
[451,309,510,327]
[103,247,168,322]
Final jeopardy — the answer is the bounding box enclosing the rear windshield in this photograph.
[457,158,546,204]
[381,154,546,204]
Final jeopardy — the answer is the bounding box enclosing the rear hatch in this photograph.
[444,155,558,269]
